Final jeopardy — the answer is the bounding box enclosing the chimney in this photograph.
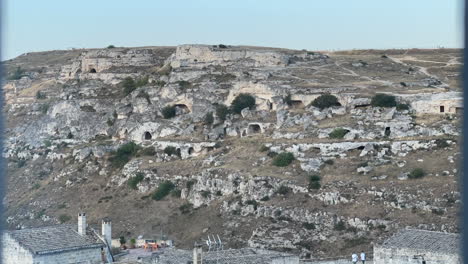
[193,244,203,264]
[101,218,112,245]
[78,213,86,236]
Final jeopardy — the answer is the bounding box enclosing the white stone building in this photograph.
[399,92,463,115]
[373,228,461,264]
[2,213,113,264]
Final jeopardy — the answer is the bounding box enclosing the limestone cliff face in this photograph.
[2,45,462,258]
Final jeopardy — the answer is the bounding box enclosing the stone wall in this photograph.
[373,246,461,264]
[2,233,34,264]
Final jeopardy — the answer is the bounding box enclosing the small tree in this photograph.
[152,181,176,200]
[371,94,397,107]
[121,77,136,95]
[110,142,140,168]
[396,103,410,111]
[276,185,291,195]
[231,93,256,114]
[119,236,126,246]
[107,45,116,49]
[311,94,341,109]
[216,104,229,121]
[164,146,180,157]
[8,67,25,80]
[284,93,293,106]
[308,175,321,190]
[36,91,46,99]
[272,152,295,167]
[162,105,176,119]
[128,173,145,190]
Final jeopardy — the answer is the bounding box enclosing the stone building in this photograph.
[373,228,461,264]
[2,213,113,264]
[399,92,463,115]
[147,247,299,264]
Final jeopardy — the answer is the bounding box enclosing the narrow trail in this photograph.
[387,56,449,87]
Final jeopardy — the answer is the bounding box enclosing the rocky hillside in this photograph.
[2,45,462,258]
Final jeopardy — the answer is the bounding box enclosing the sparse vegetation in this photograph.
[303,222,316,230]
[311,94,340,109]
[140,147,156,156]
[284,93,293,106]
[80,105,96,112]
[186,180,196,190]
[109,142,140,168]
[215,104,229,121]
[177,80,192,90]
[272,152,294,167]
[128,172,145,190]
[276,185,291,195]
[137,91,151,104]
[435,139,450,148]
[8,67,25,80]
[151,181,176,201]
[31,183,40,190]
[179,203,193,214]
[371,94,397,107]
[334,221,346,231]
[231,93,256,114]
[35,91,46,99]
[121,76,149,96]
[408,168,425,179]
[201,190,211,198]
[259,145,269,152]
[308,175,321,190]
[204,112,214,125]
[58,214,71,223]
[162,105,176,119]
[329,128,349,139]
[107,45,115,49]
[396,103,410,111]
[39,104,49,114]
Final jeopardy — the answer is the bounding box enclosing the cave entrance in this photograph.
[89,68,97,73]
[267,100,273,110]
[384,127,391,137]
[440,105,445,113]
[290,100,305,109]
[355,104,370,109]
[175,104,190,114]
[144,131,152,140]
[188,147,194,155]
[248,124,262,134]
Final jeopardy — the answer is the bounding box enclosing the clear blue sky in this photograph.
[3,0,463,60]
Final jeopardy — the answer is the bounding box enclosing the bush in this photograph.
[107,45,115,49]
[371,94,397,107]
[231,93,256,114]
[135,76,149,87]
[36,91,46,99]
[186,180,196,190]
[311,94,341,109]
[152,181,176,200]
[154,80,166,86]
[308,175,321,190]
[137,91,151,104]
[200,190,211,198]
[408,168,425,179]
[58,214,72,223]
[303,222,316,230]
[334,221,346,231]
[329,128,349,139]
[204,112,214,125]
[435,139,450,148]
[140,147,156,156]
[218,44,228,48]
[119,236,126,245]
[272,152,295,167]
[162,105,176,119]
[323,159,334,165]
[177,80,191,90]
[164,146,180,157]
[260,196,270,201]
[179,203,193,214]
[215,104,229,121]
[284,93,293,106]
[121,77,137,95]
[110,142,140,168]
[259,145,269,152]
[8,67,25,80]
[276,185,291,195]
[396,103,410,111]
[128,172,145,190]
[39,104,49,114]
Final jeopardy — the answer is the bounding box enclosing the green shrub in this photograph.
[214,73,236,83]
[179,203,193,214]
[128,172,145,190]
[107,45,115,49]
[303,222,316,230]
[215,104,229,121]
[17,159,26,168]
[137,91,151,104]
[80,105,96,112]
[36,91,46,99]
[276,185,291,195]
[164,146,180,157]
[200,190,211,198]
[231,93,256,114]
[260,196,270,201]
[245,200,259,210]
[308,175,321,190]
[110,142,140,168]
[371,94,397,107]
[218,44,228,48]
[152,181,176,200]
[162,105,176,119]
[329,128,349,139]
[272,152,295,167]
[8,67,25,80]
[334,221,346,231]
[396,103,410,111]
[267,151,278,158]
[204,112,214,125]
[311,94,341,109]
[140,147,156,156]
[154,80,166,86]
[39,104,49,114]
[259,145,269,152]
[186,180,196,190]
[435,139,450,148]
[171,189,181,198]
[121,77,136,95]
[119,236,126,245]
[44,140,52,147]
[408,168,425,179]
[284,93,293,106]
[323,159,334,165]
[31,183,40,190]
[58,214,71,223]
[177,80,191,90]
[135,76,149,87]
